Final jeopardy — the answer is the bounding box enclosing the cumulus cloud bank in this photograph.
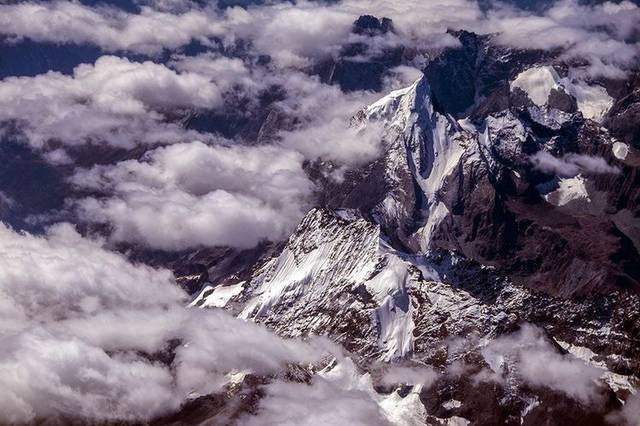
[0,1,223,54]
[275,76,385,166]
[1,0,638,79]
[487,0,640,79]
[0,55,220,149]
[1,0,637,159]
[0,48,385,250]
[70,140,314,250]
[0,221,331,423]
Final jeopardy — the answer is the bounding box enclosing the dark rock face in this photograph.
[424,30,554,118]
[605,74,640,148]
[547,87,578,113]
[352,15,394,35]
[423,30,482,116]
[421,112,638,296]
[436,166,640,296]
[317,15,408,92]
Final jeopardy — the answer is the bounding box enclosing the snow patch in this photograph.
[366,253,415,361]
[366,83,418,124]
[543,175,591,207]
[521,398,541,424]
[190,281,245,308]
[435,416,470,426]
[379,386,427,426]
[239,209,419,361]
[527,106,572,129]
[240,211,379,320]
[418,202,449,248]
[570,80,613,122]
[364,76,468,251]
[511,66,562,107]
[612,142,629,160]
[442,399,462,409]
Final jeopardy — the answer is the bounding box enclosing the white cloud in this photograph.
[223,3,355,69]
[607,391,640,426]
[530,151,621,177]
[0,0,473,61]
[383,66,425,92]
[1,0,637,81]
[241,355,437,426]
[220,0,481,68]
[169,53,258,93]
[0,1,222,54]
[0,329,178,423]
[379,365,438,388]
[0,221,331,423]
[0,55,221,149]
[486,0,640,79]
[260,70,384,165]
[240,377,392,426]
[480,324,605,405]
[0,222,180,329]
[241,357,393,426]
[71,140,314,250]
[338,0,480,48]
[279,116,384,166]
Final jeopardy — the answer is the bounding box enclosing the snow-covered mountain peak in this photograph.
[219,207,422,361]
[356,75,475,252]
[364,75,433,133]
